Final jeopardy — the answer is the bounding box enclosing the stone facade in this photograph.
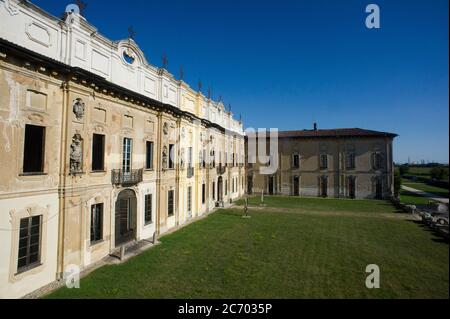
[0,1,245,298]
[246,128,397,200]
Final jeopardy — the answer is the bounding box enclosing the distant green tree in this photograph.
[430,167,449,181]
[399,165,410,176]
[394,170,402,198]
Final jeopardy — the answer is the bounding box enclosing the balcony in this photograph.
[111,169,143,186]
[216,164,226,175]
[187,166,194,178]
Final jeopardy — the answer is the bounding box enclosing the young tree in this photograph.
[430,167,449,181]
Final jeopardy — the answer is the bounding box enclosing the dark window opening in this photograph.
[90,203,103,244]
[145,194,152,224]
[146,141,154,170]
[23,125,45,173]
[18,215,42,272]
[202,183,206,204]
[212,182,215,200]
[92,134,105,171]
[293,154,299,168]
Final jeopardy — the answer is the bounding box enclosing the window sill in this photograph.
[15,262,42,275]
[145,168,154,172]
[90,239,104,247]
[19,172,47,176]
[144,221,153,226]
[90,170,106,174]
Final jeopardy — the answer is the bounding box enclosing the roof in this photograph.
[247,128,398,139]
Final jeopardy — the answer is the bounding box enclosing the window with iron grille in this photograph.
[187,187,192,212]
[168,190,174,216]
[145,194,152,224]
[18,215,42,272]
[90,203,103,244]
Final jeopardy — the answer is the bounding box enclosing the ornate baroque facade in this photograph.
[0,0,245,298]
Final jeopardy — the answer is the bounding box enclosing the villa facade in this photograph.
[0,0,245,298]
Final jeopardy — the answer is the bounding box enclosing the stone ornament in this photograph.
[163,122,169,135]
[73,98,85,121]
[70,134,83,173]
[162,146,168,169]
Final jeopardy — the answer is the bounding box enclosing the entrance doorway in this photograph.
[375,178,383,199]
[348,177,355,199]
[293,176,300,196]
[268,176,274,195]
[115,189,137,246]
[320,176,328,197]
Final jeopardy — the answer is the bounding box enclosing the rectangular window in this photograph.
[168,190,174,216]
[293,154,300,168]
[90,203,103,244]
[169,144,175,169]
[320,154,328,169]
[346,153,355,170]
[188,147,193,167]
[225,180,228,195]
[18,215,42,272]
[146,141,154,170]
[202,183,206,204]
[23,124,45,173]
[212,182,215,200]
[187,187,192,212]
[122,138,132,172]
[92,134,105,171]
[145,194,152,224]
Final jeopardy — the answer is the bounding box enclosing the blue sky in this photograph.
[33,0,449,163]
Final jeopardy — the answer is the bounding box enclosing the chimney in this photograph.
[313,122,317,131]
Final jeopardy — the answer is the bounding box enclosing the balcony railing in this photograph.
[111,168,143,185]
[187,166,194,178]
[216,165,226,175]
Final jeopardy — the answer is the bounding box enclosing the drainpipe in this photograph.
[56,80,69,280]
[155,112,162,235]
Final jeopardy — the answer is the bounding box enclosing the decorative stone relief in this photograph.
[180,148,185,167]
[162,146,168,169]
[70,134,83,173]
[163,122,169,135]
[73,98,85,121]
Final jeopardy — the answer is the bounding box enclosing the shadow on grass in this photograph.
[407,220,449,244]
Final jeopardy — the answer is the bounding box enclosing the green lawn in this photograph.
[403,182,449,198]
[399,189,435,205]
[46,196,449,299]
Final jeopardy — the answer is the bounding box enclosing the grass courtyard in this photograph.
[46,196,449,299]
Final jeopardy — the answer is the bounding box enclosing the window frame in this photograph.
[145,141,154,170]
[144,194,153,225]
[168,190,174,216]
[90,203,103,245]
[92,133,105,172]
[17,215,42,273]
